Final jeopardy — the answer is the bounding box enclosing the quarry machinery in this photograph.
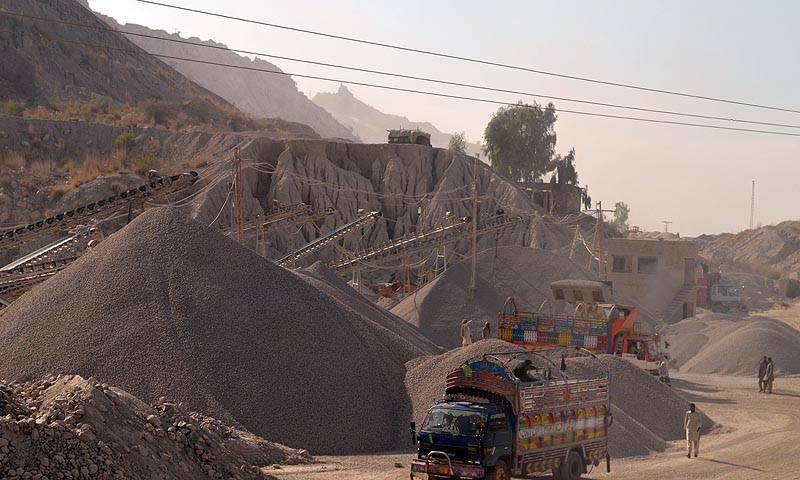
[277,210,382,267]
[696,263,747,313]
[0,171,198,256]
[387,128,431,146]
[330,212,523,274]
[410,352,611,480]
[0,171,199,308]
[498,280,670,383]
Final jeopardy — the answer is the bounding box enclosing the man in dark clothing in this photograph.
[482,322,491,340]
[513,360,539,382]
[758,356,768,392]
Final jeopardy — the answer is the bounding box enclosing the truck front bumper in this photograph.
[410,459,484,479]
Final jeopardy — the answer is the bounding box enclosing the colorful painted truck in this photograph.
[410,354,611,480]
[498,280,669,383]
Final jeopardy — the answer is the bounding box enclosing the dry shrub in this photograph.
[69,153,103,187]
[3,151,25,170]
[49,183,72,201]
[188,152,210,169]
[33,106,49,120]
[30,159,54,181]
[108,148,126,172]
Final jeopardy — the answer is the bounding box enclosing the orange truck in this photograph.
[498,280,670,383]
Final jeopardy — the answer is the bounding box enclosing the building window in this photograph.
[553,288,565,300]
[573,290,584,301]
[637,257,659,274]
[611,255,632,273]
[592,290,604,302]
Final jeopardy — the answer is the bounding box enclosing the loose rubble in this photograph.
[0,374,309,480]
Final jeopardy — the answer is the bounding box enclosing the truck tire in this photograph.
[484,459,509,480]
[559,451,585,480]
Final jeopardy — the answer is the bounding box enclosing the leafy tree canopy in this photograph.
[483,102,557,183]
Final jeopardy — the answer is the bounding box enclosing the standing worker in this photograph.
[481,321,491,340]
[765,357,775,394]
[460,319,473,347]
[684,403,703,458]
[758,356,768,392]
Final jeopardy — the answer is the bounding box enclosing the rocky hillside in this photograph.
[91,11,358,141]
[699,221,800,277]
[0,0,250,130]
[313,85,483,155]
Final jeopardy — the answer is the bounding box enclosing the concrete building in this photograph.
[521,182,584,214]
[606,238,699,322]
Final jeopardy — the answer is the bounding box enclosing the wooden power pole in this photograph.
[468,155,479,300]
[232,147,245,246]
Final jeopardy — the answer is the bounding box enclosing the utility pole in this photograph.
[661,220,672,233]
[749,180,755,229]
[584,201,614,278]
[468,155,479,300]
[232,147,244,246]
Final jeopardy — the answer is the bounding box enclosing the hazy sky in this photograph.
[89,0,800,236]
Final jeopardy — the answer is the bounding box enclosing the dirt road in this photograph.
[270,374,800,480]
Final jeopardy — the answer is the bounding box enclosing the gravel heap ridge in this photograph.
[0,207,420,454]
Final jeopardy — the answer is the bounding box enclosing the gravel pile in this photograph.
[663,312,800,375]
[297,261,441,362]
[0,374,309,480]
[405,341,715,459]
[392,246,645,348]
[0,207,421,454]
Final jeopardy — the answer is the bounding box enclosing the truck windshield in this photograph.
[421,408,484,437]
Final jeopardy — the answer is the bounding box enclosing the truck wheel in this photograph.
[484,459,509,480]
[559,451,585,480]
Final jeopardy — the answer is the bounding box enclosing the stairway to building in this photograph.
[657,285,697,323]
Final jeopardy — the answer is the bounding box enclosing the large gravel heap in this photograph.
[0,207,427,454]
[0,374,309,480]
[663,312,800,375]
[406,340,715,459]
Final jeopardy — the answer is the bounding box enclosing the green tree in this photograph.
[554,148,578,185]
[483,102,557,183]
[612,201,630,232]
[448,131,467,156]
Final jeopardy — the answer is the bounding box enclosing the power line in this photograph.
[135,0,800,116]
[38,36,800,138]
[6,9,798,131]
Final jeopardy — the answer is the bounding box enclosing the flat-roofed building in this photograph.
[606,238,698,323]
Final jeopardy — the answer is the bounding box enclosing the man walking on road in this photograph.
[684,403,703,458]
[758,356,768,392]
[765,357,775,394]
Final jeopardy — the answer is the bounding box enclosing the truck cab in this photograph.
[414,399,513,479]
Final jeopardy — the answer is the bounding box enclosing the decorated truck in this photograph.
[410,353,611,480]
[498,280,669,383]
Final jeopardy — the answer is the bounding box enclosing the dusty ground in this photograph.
[270,374,800,480]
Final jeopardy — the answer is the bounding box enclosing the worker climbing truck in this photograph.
[498,280,670,383]
[410,353,611,480]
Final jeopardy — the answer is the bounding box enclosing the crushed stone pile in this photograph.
[0,374,309,480]
[663,312,800,375]
[297,261,441,361]
[406,341,715,459]
[0,207,427,455]
[392,246,646,349]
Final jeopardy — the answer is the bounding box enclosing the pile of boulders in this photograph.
[0,375,310,480]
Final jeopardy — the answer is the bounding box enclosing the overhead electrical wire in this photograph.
[4,10,800,131]
[27,34,800,138]
[3,10,799,131]
[134,0,800,116]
